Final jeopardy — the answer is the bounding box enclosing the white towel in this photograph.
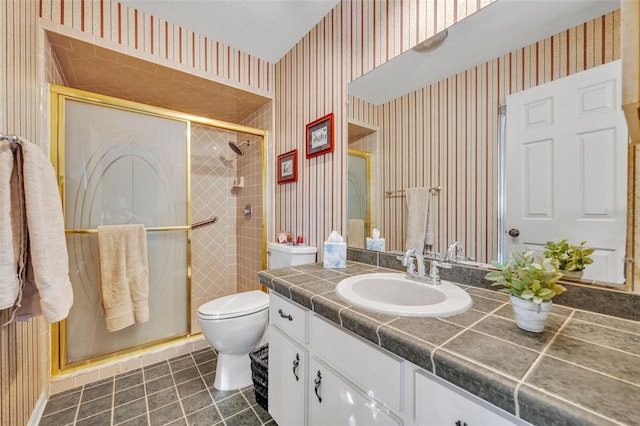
[7,139,74,324]
[425,191,435,247]
[97,224,149,332]
[0,142,21,309]
[348,219,365,249]
[405,187,435,252]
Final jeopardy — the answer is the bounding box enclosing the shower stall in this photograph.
[50,85,267,374]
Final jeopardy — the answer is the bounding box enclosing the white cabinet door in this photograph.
[268,327,308,426]
[415,371,524,426]
[309,358,402,426]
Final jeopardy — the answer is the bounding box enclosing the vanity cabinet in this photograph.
[268,292,309,426]
[268,291,526,426]
[309,357,401,426]
[269,292,400,426]
[268,327,307,426]
[415,370,525,426]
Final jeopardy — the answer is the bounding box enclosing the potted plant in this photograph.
[543,239,594,279]
[485,251,566,332]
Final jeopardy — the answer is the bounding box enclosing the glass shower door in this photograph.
[57,93,190,368]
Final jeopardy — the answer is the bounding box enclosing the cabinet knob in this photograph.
[278,309,293,321]
[314,370,323,403]
[292,353,300,381]
[508,228,520,237]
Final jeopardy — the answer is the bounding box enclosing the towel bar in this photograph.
[65,216,219,234]
[385,186,441,196]
[65,225,190,234]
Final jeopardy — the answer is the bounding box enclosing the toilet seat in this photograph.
[198,290,268,320]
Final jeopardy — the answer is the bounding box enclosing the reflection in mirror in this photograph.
[346,1,630,289]
[503,60,627,286]
[347,149,369,248]
[347,122,380,249]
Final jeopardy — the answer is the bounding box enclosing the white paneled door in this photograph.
[506,60,627,285]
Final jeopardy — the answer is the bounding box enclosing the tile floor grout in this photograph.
[40,348,275,426]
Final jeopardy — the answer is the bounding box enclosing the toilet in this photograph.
[267,242,318,269]
[198,291,269,391]
[198,243,317,391]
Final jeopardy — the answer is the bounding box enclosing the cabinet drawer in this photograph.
[415,370,527,426]
[269,292,308,344]
[309,358,402,426]
[310,314,404,412]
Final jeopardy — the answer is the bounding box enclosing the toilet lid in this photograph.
[198,290,269,320]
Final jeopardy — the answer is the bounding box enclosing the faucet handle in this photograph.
[432,260,452,269]
[424,251,441,261]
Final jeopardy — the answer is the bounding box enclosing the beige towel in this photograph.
[9,140,73,324]
[348,219,365,249]
[97,224,149,332]
[405,187,435,252]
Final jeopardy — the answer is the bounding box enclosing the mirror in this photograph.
[346,0,628,287]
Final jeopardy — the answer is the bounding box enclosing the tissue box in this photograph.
[323,242,346,268]
[366,238,386,252]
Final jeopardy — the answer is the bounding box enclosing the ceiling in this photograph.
[348,0,621,105]
[119,0,341,63]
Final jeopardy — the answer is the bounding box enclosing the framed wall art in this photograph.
[277,149,298,184]
[306,112,334,158]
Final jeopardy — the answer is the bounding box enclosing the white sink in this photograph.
[335,273,472,317]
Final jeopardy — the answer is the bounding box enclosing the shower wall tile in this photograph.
[190,124,239,333]
[237,102,272,293]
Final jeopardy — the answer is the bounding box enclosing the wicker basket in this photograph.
[249,344,269,410]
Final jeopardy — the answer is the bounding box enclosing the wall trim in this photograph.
[27,392,47,426]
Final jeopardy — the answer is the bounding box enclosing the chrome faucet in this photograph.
[445,241,465,263]
[403,248,451,284]
[402,248,426,277]
[427,260,451,285]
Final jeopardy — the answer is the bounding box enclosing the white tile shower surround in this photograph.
[40,347,274,426]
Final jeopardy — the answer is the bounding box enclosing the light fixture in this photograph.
[412,29,448,53]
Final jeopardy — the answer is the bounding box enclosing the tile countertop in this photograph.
[258,261,640,426]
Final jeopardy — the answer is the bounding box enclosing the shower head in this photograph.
[228,141,250,156]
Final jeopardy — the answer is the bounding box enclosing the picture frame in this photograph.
[306,112,334,158]
[277,149,298,184]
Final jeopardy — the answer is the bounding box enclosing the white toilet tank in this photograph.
[268,242,317,268]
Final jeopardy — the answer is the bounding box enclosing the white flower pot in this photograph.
[561,270,583,279]
[510,295,552,333]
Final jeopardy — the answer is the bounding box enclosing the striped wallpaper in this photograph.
[1,0,48,424]
[0,1,629,422]
[275,0,493,255]
[38,0,273,96]
[348,9,621,262]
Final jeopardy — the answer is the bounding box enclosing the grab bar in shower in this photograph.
[191,216,218,229]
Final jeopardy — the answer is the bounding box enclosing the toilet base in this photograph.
[213,352,253,391]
